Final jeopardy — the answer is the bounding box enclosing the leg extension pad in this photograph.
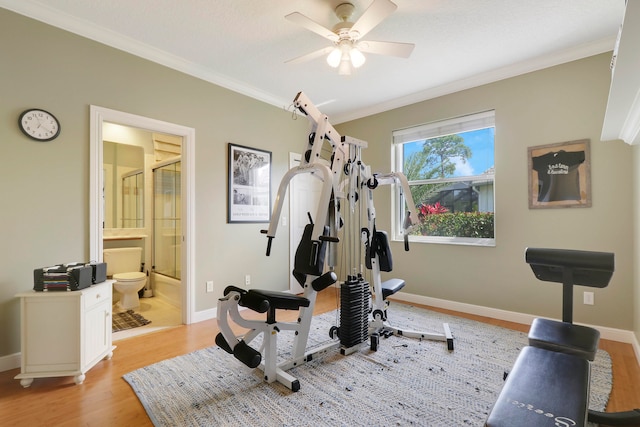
[233,340,261,368]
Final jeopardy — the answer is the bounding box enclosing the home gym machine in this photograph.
[216,92,453,392]
[486,248,640,426]
[216,91,362,391]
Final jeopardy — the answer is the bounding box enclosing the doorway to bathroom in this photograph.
[102,127,184,339]
[90,106,195,339]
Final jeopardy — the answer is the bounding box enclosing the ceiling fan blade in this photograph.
[358,40,415,58]
[285,12,339,42]
[285,46,334,64]
[350,0,398,39]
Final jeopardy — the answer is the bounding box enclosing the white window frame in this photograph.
[392,111,496,247]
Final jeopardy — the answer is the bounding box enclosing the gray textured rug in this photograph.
[123,303,612,426]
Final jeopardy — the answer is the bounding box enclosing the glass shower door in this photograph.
[153,160,181,279]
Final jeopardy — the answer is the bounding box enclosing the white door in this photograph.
[289,153,323,294]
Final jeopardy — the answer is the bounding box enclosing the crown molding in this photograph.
[332,36,616,124]
[0,0,291,110]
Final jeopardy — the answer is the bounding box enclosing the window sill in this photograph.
[398,235,496,247]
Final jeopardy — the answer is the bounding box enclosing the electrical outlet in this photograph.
[281,216,287,226]
[583,291,594,305]
[206,281,214,293]
[245,274,251,286]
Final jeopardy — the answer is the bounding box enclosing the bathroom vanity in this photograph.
[14,280,115,387]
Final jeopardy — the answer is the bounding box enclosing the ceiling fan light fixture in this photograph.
[350,47,366,68]
[288,0,411,75]
[327,43,364,74]
[338,57,352,75]
[326,47,342,68]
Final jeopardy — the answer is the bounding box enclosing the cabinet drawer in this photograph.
[83,285,110,309]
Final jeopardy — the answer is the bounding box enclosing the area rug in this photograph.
[112,309,152,332]
[123,303,612,426]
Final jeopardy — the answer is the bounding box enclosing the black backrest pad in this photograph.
[374,231,393,272]
[294,223,329,276]
[525,248,614,288]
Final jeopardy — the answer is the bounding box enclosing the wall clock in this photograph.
[19,108,61,141]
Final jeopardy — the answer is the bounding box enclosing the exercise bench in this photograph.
[486,247,640,426]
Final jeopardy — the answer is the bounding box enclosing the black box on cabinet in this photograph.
[89,262,107,284]
[33,264,94,291]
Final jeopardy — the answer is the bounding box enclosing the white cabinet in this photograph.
[14,280,115,387]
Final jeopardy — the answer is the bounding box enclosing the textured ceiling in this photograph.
[1,0,625,123]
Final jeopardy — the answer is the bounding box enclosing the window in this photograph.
[392,111,495,246]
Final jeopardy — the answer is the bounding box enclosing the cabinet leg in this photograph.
[104,351,113,360]
[19,378,34,388]
[74,374,85,385]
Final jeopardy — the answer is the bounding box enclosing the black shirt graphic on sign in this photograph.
[532,150,585,202]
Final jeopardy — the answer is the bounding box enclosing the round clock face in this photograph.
[19,109,61,141]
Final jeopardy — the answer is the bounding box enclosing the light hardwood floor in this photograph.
[1,290,638,427]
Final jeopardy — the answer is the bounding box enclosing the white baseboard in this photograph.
[192,307,217,324]
[391,292,536,326]
[0,353,20,373]
[633,334,640,365]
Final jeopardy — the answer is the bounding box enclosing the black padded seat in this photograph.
[528,317,600,361]
[381,278,405,299]
[247,289,310,311]
[246,290,310,325]
[485,346,590,427]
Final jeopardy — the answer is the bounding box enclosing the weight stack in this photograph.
[339,276,369,348]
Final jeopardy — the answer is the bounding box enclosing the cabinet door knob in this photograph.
[96,294,101,299]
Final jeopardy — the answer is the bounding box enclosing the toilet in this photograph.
[103,247,147,311]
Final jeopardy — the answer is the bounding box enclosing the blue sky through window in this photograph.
[403,127,495,177]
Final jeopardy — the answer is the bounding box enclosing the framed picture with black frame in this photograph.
[527,139,591,209]
[227,143,272,223]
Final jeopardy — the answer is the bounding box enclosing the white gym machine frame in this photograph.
[216,92,453,393]
[264,91,367,253]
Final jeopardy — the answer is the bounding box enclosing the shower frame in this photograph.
[152,158,182,281]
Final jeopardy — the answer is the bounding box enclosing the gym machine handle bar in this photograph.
[261,230,338,256]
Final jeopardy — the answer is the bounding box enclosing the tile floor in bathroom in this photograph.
[112,296,182,341]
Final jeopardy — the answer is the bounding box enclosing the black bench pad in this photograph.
[381,278,405,299]
[485,346,590,427]
[247,289,310,311]
[528,317,600,361]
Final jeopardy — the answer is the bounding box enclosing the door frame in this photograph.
[89,106,196,325]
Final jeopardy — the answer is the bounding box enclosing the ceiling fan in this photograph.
[285,0,414,75]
